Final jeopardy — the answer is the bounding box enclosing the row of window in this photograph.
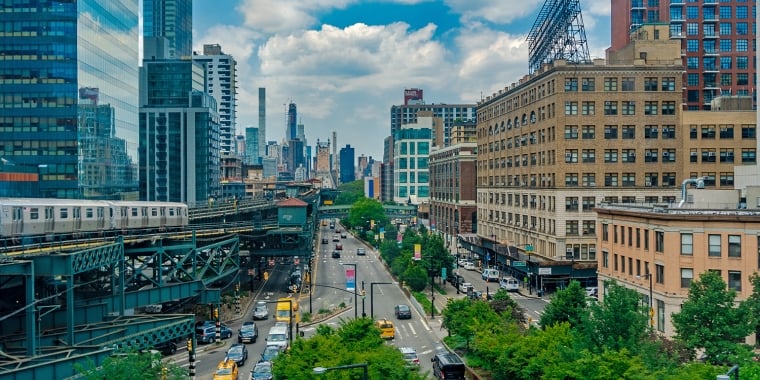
[564,77,676,92]
[396,185,429,198]
[563,148,756,164]
[564,101,677,116]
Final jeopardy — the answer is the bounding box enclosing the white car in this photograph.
[463,262,476,271]
[499,277,520,292]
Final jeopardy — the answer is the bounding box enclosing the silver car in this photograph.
[253,301,269,320]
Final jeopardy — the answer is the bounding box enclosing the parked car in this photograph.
[196,323,233,344]
[332,250,341,258]
[253,301,269,320]
[399,346,420,369]
[238,321,258,344]
[394,304,412,319]
[226,343,249,366]
[250,360,273,380]
[463,262,476,271]
[356,247,366,256]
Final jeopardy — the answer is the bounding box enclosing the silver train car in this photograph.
[0,198,188,241]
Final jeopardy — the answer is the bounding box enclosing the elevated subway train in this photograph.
[0,198,188,242]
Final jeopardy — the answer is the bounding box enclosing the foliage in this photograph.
[672,271,754,365]
[411,291,437,316]
[334,180,364,205]
[745,273,760,347]
[541,348,652,380]
[273,317,426,380]
[578,280,649,353]
[495,323,577,379]
[539,280,588,330]
[74,350,186,380]
[402,263,428,291]
[490,289,528,325]
[346,197,388,231]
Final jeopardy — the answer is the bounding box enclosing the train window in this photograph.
[141,207,147,217]
[160,207,165,216]
[73,207,80,219]
[60,208,68,219]
[169,208,176,217]
[97,207,104,218]
[30,208,39,220]
[85,208,93,218]
[151,208,158,217]
[131,208,138,217]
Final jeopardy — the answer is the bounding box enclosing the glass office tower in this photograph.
[0,0,140,199]
[143,0,192,58]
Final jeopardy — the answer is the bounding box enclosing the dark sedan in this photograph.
[238,321,258,344]
[395,304,412,319]
[226,343,248,366]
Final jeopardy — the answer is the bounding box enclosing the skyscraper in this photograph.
[339,145,356,184]
[287,102,297,140]
[608,0,756,110]
[0,0,140,199]
[258,88,267,162]
[246,127,260,165]
[193,44,237,154]
[143,0,192,58]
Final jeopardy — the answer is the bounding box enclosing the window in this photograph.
[644,125,658,138]
[655,231,664,252]
[565,78,578,91]
[604,78,618,91]
[728,271,742,291]
[581,101,595,115]
[582,125,595,139]
[565,173,579,186]
[622,77,635,91]
[728,235,741,257]
[681,233,693,255]
[707,234,721,257]
[603,250,609,267]
[680,268,693,288]
[565,197,579,211]
[604,101,618,115]
[622,101,635,115]
[644,77,658,91]
[741,125,756,138]
[622,172,636,186]
[604,173,618,187]
[644,101,658,115]
[604,125,618,139]
[565,149,578,163]
[687,73,699,86]
[582,149,595,163]
[661,101,675,115]
[662,77,675,91]
[564,125,579,139]
[737,73,748,85]
[742,149,756,163]
[736,39,748,52]
[737,56,749,69]
[686,39,699,52]
[582,78,595,91]
[736,6,748,19]
[622,149,636,163]
[622,126,635,139]
[604,149,618,163]
[662,126,675,138]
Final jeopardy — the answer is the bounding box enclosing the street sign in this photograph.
[513,261,526,267]
[268,259,275,266]
[441,267,447,278]
[294,257,300,265]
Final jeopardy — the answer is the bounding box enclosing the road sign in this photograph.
[441,267,447,278]
[294,257,300,265]
[513,261,526,267]
[268,258,275,266]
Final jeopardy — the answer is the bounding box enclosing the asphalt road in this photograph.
[162,223,551,378]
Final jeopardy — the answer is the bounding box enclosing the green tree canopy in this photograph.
[672,271,754,365]
[578,280,649,353]
[539,280,588,330]
[75,351,186,380]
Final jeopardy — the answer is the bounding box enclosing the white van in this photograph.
[500,277,520,292]
[265,325,289,350]
[482,268,500,282]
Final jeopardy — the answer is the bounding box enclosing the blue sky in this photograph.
[192,0,612,159]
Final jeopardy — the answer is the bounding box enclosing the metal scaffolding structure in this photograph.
[527,0,591,74]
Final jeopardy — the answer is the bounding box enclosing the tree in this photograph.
[273,318,426,380]
[539,280,588,329]
[347,197,387,230]
[74,350,186,380]
[744,273,760,348]
[334,180,364,205]
[672,271,754,365]
[578,281,649,353]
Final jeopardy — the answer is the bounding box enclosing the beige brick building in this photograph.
[473,24,757,292]
[596,192,760,340]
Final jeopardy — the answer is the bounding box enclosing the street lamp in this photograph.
[343,263,358,319]
[637,273,654,328]
[314,363,369,380]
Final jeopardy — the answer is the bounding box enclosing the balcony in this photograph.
[702,15,719,23]
[703,65,719,73]
[703,32,719,39]
[670,32,685,39]
[670,0,684,5]
[702,49,719,56]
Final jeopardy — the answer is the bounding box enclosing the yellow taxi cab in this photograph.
[375,318,395,340]
[212,357,239,380]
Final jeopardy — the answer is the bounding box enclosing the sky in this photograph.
[192,0,613,160]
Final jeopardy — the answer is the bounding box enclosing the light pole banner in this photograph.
[414,243,422,261]
[345,267,356,291]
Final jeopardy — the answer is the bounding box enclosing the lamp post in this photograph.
[643,273,654,328]
[526,244,533,295]
[343,263,358,319]
[314,363,368,380]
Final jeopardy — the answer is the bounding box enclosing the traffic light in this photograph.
[263,271,269,281]
[186,338,193,353]
[235,283,240,292]
[213,307,219,319]
[361,289,366,299]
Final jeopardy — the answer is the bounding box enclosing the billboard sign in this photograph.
[345,267,356,291]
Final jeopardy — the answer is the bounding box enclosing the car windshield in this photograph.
[269,334,287,342]
[398,305,409,311]
[254,364,271,374]
[229,347,242,355]
[241,325,255,332]
[403,352,417,360]
[262,347,279,359]
[215,368,232,375]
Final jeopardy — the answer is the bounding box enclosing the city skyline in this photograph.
[192,0,613,159]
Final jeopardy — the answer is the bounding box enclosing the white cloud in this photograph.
[236,0,354,33]
[445,0,541,25]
